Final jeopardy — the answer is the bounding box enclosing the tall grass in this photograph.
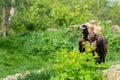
[1,23,120,79]
[0,27,80,78]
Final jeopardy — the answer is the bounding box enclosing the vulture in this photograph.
[78,24,107,63]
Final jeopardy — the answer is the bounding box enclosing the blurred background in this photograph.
[0,0,120,79]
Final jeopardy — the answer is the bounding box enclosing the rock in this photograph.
[103,64,120,80]
[3,71,30,80]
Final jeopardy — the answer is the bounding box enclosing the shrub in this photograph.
[18,48,108,80]
[10,0,57,34]
[23,28,79,55]
[101,21,120,52]
[50,48,108,80]
[51,4,94,27]
[9,0,95,35]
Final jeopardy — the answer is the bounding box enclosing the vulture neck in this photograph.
[82,29,89,41]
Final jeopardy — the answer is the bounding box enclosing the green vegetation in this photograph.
[0,0,120,79]
[18,49,108,80]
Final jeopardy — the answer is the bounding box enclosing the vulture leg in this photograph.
[78,37,85,52]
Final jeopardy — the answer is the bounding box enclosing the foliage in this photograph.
[1,0,120,34]
[23,28,79,55]
[9,0,57,33]
[51,4,94,26]
[50,48,108,80]
[1,20,120,79]
[108,34,120,52]
[99,21,120,64]
[1,0,120,79]
[9,0,95,34]
[18,48,108,80]
[101,21,120,52]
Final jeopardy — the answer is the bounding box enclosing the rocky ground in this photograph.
[2,71,30,80]
[103,64,120,80]
[2,64,120,80]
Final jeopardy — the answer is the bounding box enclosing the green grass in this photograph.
[0,48,47,78]
[18,69,56,80]
[0,27,120,79]
[17,51,120,80]
[106,51,120,65]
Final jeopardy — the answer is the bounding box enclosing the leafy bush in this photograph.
[3,27,81,57]
[50,48,108,80]
[23,28,76,55]
[19,48,108,80]
[51,4,94,27]
[9,0,96,35]
[101,21,120,52]
[108,35,120,52]
[10,0,57,34]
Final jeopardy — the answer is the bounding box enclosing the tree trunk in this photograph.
[9,0,16,21]
[1,0,15,37]
[1,1,7,37]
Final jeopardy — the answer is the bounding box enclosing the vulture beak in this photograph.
[78,24,86,30]
[80,25,86,30]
